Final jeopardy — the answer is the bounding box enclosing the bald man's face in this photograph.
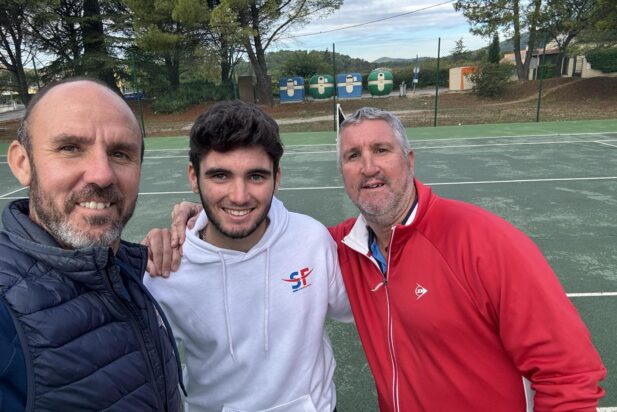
[24,82,142,250]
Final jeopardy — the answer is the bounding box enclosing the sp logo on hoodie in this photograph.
[282,267,312,292]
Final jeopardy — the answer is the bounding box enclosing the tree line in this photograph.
[0,0,343,106]
[1,0,615,108]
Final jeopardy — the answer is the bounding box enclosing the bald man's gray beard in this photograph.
[29,166,136,249]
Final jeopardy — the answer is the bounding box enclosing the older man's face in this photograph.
[339,119,415,226]
[19,82,142,250]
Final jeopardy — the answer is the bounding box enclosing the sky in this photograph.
[270,0,491,62]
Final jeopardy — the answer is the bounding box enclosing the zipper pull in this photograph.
[371,279,387,292]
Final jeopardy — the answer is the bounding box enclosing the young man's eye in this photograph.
[250,174,266,182]
[211,173,227,180]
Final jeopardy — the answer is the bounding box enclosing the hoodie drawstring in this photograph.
[219,251,236,361]
[264,247,271,353]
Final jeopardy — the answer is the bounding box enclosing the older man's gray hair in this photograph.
[336,107,411,167]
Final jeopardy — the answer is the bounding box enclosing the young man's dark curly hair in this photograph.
[189,101,284,177]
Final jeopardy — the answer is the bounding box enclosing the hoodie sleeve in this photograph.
[325,238,353,323]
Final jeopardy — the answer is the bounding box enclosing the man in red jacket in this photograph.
[328,107,605,411]
[149,107,606,411]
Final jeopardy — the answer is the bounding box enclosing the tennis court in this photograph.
[1,119,616,409]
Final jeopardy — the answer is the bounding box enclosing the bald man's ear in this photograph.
[7,141,32,187]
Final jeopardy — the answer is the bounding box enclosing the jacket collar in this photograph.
[2,199,146,287]
[3,199,61,247]
[341,179,432,255]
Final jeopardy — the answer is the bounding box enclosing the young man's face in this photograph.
[8,81,142,250]
[188,146,280,251]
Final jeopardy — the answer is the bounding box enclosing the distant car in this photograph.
[123,91,145,101]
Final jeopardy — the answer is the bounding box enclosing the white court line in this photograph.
[2,176,616,200]
[567,292,617,297]
[410,131,617,143]
[282,131,617,147]
[144,155,187,159]
[415,139,617,151]
[144,148,188,152]
[4,139,608,161]
[595,141,617,148]
[283,139,617,155]
[0,186,27,199]
[2,132,613,158]
[273,176,617,190]
[598,408,617,411]
[142,139,617,159]
[137,131,617,152]
[428,176,617,186]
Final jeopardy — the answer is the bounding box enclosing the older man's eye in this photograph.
[111,151,130,159]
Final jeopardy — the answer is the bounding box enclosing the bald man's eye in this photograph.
[58,144,80,153]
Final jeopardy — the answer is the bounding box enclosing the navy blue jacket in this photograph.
[0,199,184,411]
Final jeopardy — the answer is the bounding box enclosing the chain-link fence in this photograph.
[1,29,616,137]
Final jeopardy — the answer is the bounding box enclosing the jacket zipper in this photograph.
[102,270,166,411]
[384,226,399,412]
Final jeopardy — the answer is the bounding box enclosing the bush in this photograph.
[392,66,449,88]
[585,48,617,73]
[538,62,558,79]
[470,63,514,98]
[151,80,234,113]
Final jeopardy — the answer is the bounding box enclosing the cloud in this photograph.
[271,0,489,61]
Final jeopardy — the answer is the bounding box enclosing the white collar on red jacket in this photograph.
[342,201,419,256]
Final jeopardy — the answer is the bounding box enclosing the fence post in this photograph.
[131,55,146,138]
[332,43,337,131]
[434,37,441,127]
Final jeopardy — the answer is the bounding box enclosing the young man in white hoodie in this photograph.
[143,101,352,412]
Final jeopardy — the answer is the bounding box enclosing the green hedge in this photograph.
[470,63,514,98]
[151,80,234,113]
[391,67,449,88]
[586,48,617,73]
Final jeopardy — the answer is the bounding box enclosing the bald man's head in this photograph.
[18,78,143,162]
[7,77,144,250]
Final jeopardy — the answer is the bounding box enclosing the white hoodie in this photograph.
[144,197,352,412]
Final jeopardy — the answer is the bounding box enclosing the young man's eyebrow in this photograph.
[246,168,272,176]
[203,167,231,176]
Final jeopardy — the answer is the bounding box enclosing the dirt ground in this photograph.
[1,77,615,141]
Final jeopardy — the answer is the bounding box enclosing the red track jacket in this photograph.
[329,180,606,412]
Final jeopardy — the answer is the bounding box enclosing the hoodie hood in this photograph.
[182,196,289,358]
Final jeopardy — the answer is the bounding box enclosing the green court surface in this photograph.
[1,119,616,409]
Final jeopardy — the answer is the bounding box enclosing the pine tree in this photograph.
[488,33,501,64]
